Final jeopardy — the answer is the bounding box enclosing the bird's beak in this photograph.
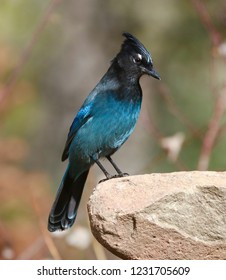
[142,67,161,80]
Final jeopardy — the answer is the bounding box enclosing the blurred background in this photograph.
[0,0,226,260]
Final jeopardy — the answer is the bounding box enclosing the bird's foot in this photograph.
[117,172,129,177]
[98,175,115,183]
[98,173,129,183]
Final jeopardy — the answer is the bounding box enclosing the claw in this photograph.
[119,172,129,177]
[98,172,129,183]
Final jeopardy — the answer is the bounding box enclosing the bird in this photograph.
[48,32,160,232]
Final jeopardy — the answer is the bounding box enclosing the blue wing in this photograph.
[61,86,120,161]
[61,103,92,161]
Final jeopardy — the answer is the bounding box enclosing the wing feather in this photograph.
[61,104,92,161]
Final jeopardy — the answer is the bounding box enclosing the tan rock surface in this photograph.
[87,171,226,259]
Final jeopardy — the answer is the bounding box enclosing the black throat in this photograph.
[104,60,142,102]
[108,59,142,87]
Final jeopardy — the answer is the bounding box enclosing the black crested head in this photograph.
[121,32,153,65]
[112,32,160,81]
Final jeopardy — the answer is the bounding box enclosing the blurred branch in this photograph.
[30,188,62,260]
[158,83,202,139]
[198,85,226,170]
[0,0,62,112]
[191,0,222,48]
[141,103,188,171]
[16,237,44,260]
[191,0,226,170]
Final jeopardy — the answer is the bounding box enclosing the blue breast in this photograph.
[70,87,142,162]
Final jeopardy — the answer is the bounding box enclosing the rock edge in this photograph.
[87,171,226,259]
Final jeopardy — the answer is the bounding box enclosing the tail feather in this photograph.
[48,169,89,232]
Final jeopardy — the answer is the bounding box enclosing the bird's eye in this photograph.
[132,53,142,64]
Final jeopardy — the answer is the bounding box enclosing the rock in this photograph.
[87,171,226,259]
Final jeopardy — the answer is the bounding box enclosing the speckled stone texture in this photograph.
[87,171,226,259]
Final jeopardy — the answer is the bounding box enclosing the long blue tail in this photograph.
[48,168,89,232]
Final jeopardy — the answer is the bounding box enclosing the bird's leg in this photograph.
[94,158,114,183]
[106,156,129,177]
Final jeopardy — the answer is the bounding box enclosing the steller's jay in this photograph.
[48,32,160,232]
